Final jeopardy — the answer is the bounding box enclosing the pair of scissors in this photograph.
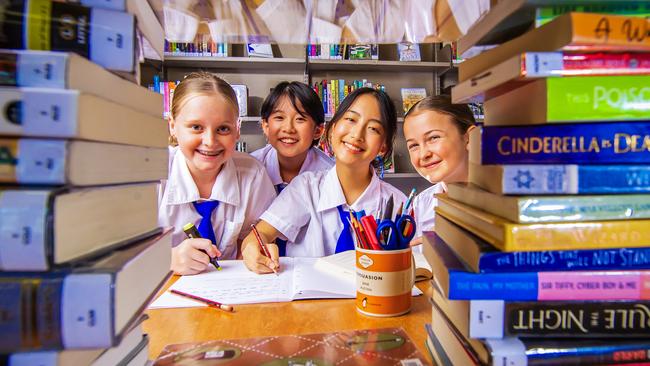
[376,214,416,250]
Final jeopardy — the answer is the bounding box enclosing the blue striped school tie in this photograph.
[275,183,288,256]
[192,201,220,245]
[335,205,354,253]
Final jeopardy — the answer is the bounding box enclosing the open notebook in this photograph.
[149,257,422,309]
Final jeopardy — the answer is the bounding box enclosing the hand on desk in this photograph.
[171,238,221,275]
[241,221,280,274]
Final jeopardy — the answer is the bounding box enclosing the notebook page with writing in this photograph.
[148,258,295,309]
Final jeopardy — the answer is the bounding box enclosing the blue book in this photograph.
[471,121,650,165]
[428,220,650,273]
[427,230,650,301]
[470,163,650,194]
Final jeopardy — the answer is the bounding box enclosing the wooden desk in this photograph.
[144,277,433,362]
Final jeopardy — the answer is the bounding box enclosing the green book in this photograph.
[484,75,650,125]
[446,183,650,223]
[536,4,650,27]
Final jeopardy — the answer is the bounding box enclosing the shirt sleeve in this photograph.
[260,174,312,242]
[238,167,277,241]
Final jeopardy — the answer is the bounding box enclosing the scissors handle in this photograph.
[395,215,416,249]
[376,219,398,250]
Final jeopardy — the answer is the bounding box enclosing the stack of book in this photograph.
[0,2,172,365]
[164,36,229,58]
[423,7,650,366]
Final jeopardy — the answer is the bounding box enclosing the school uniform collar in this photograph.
[166,148,241,206]
[316,166,381,212]
[266,146,320,186]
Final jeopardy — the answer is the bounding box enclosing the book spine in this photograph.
[61,273,113,348]
[545,76,650,122]
[479,121,650,164]
[80,0,126,11]
[514,195,650,222]
[0,88,80,138]
[448,270,650,301]
[496,164,650,194]
[0,1,135,72]
[36,278,64,349]
[535,4,650,27]
[0,139,68,184]
[0,281,28,352]
[487,338,650,366]
[470,300,650,338]
[524,52,650,77]
[0,50,69,88]
[479,247,650,273]
[0,190,50,271]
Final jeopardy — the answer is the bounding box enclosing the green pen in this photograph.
[183,222,221,271]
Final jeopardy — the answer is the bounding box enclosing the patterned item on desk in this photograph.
[275,183,288,256]
[335,205,355,253]
[192,201,219,245]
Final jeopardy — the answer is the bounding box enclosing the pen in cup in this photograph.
[250,224,279,276]
[183,222,221,271]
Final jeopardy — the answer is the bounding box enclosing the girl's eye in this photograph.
[217,126,231,134]
[190,125,202,131]
[428,135,441,142]
[407,144,418,151]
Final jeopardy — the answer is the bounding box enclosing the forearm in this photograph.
[241,220,280,253]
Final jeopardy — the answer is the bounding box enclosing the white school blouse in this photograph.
[158,147,277,259]
[250,144,334,187]
[260,167,407,257]
[411,182,447,238]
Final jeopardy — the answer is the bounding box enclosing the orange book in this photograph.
[460,12,650,82]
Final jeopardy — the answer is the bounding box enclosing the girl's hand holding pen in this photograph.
[171,238,221,275]
[241,223,280,274]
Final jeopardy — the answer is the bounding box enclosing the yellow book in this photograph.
[435,194,650,252]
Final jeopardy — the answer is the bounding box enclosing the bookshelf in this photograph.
[158,43,458,194]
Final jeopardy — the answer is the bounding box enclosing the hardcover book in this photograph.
[452,52,650,103]
[0,230,171,352]
[428,231,650,301]
[460,12,650,82]
[484,75,650,125]
[427,219,650,274]
[0,50,162,116]
[401,88,427,113]
[0,138,168,185]
[435,194,650,252]
[0,183,160,271]
[470,299,650,338]
[397,42,421,61]
[446,182,650,223]
[0,0,136,72]
[469,122,650,165]
[153,328,427,366]
[0,87,167,148]
[469,163,650,195]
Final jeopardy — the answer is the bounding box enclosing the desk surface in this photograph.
[144,277,433,362]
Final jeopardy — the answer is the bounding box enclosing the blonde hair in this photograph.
[169,71,239,145]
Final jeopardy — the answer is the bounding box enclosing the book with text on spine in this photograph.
[469,122,650,165]
[452,52,650,104]
[0,0,136,72]
[469,163,650,195]
[484,75,650,125]
[460,12,650,83]
[435,194,650,252]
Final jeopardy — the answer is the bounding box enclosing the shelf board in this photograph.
[163,56,306,71]
[240,116,262,123]
[309,59,451,72]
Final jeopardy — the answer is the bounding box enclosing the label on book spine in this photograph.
[62,273,112,348]
[88,8,134,72]
[21,88,79,137]
[525,52,564,77]
[484,338,526,366]
[470,300,505,338]
[0,190,48,271]
[17,139,67,184]
[537,272,650,301]
[502,164,579,193]
[17,51,68,88]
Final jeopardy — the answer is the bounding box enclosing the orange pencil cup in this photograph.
[355,247,414,317]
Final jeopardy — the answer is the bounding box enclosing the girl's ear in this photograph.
[464,125,476,151]
[261,119,270,138]
[168,117,177,145]
[313,124,325,140]
[378,143,388,157]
